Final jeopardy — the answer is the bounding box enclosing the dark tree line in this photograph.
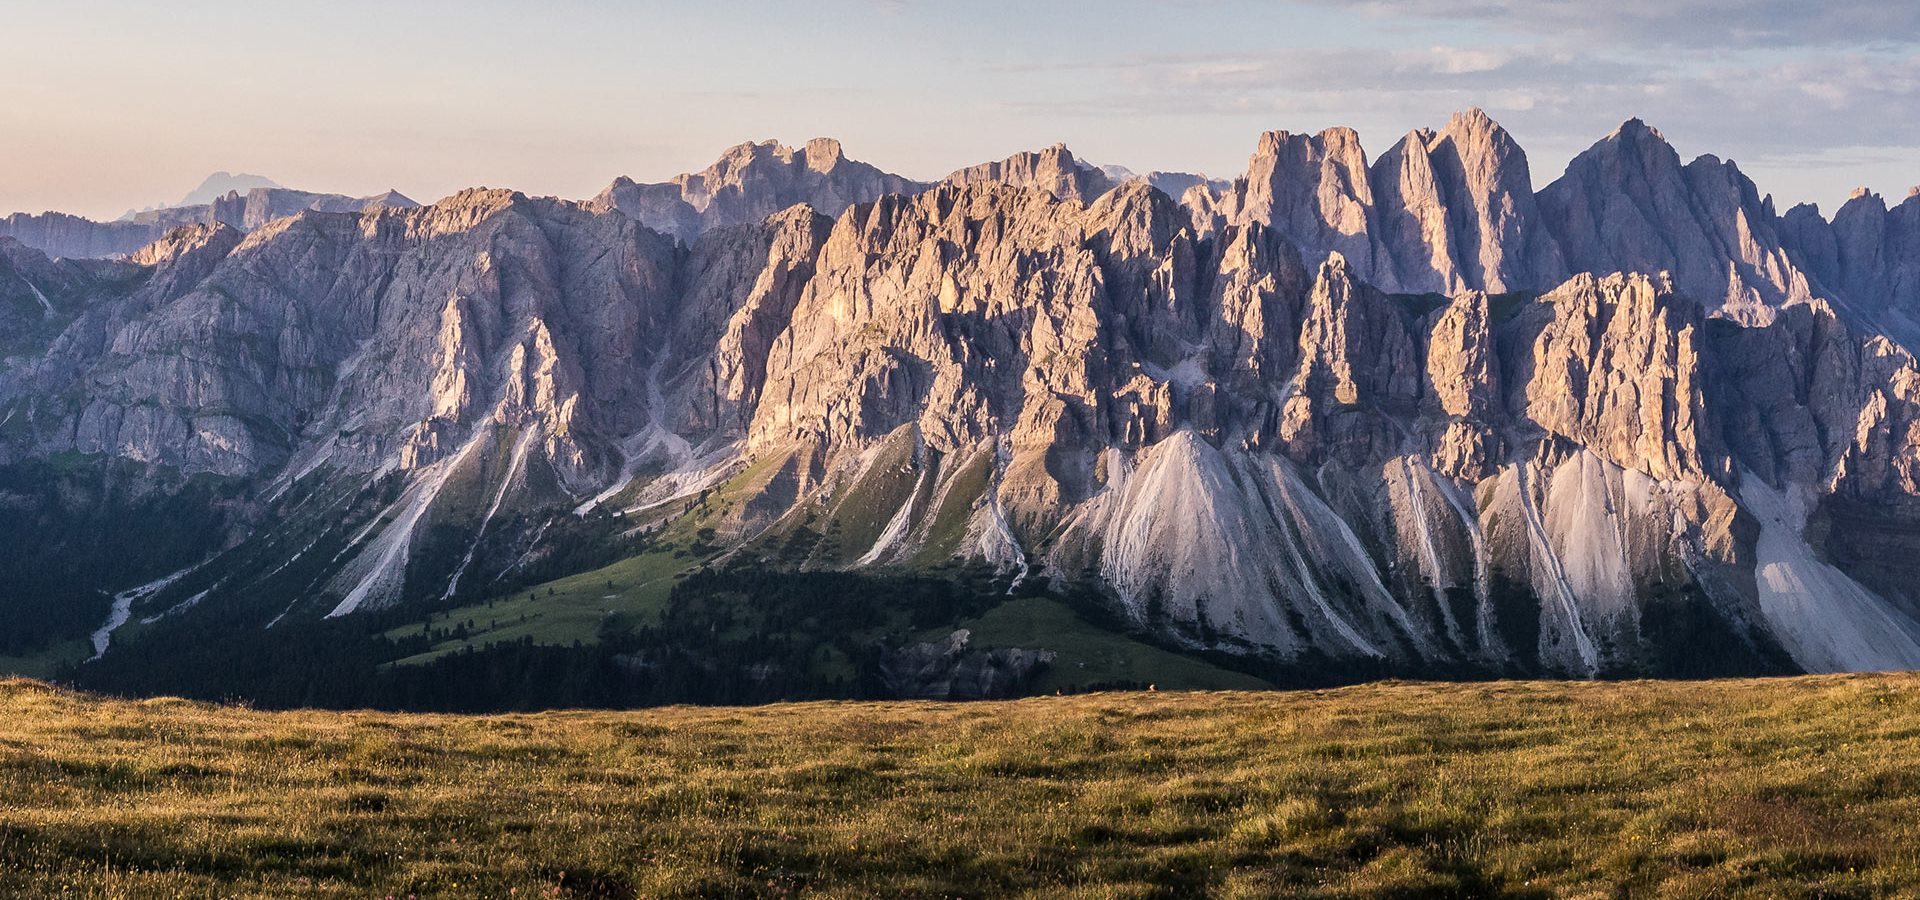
[66,565,1013,711]
[0,458,244,657]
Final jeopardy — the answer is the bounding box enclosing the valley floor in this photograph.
[4,675,1920,897]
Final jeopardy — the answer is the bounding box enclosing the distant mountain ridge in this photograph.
[4,181,420,260]
[6,109,1920,700]
[170,171,283,210]
[113,172,282,222]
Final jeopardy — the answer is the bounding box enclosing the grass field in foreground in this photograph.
[7,676,1920,898]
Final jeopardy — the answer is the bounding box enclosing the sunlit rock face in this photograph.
[12,110,1920,678]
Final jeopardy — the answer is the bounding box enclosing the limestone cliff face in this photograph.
[1504,272,1708,483]
[668,206,834,438]
[0,212,162,260]
[8,191,680,481]
[14,112,1920,679]
[1276,254,1421,462]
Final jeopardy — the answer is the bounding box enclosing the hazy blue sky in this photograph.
[4,0,1918,220]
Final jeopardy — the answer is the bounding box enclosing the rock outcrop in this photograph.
[1212,126,1381,279]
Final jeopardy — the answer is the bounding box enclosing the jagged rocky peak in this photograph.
[1100,164,1230,236]
[744,178,1109,457]
[1612,116,1662,143]
[1840,188,1889,218]
[1277,250,1422,460]
[592,138,926,244]
[942,142,1115,203]
[203,187,368,231]
[408,187,529,235]
[1202,108,1565,296]
[124,222,246,304]
[1085,178,1190,249]
[1538,116,1817,314]
[1788,183,1920,327]
[1780,201,1841,293]
[801,137,845,172]
[701,138,839,181]
[1370,106,1564,294]
[1445,105,1499,136]
[1225,126,1377,278]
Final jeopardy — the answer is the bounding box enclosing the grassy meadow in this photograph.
[6,674,1920,897]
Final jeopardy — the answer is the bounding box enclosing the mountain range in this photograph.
[2,184,420,260]
[5,108,1920,705]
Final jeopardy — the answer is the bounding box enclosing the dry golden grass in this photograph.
[5,674,1920,897]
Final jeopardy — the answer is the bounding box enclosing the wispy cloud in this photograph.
[1306,0,1920,49]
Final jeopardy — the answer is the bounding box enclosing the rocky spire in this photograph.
[1215,110,1563,295]
[1218,126,1380,278]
